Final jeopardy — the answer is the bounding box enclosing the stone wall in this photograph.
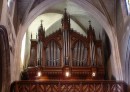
[0,0,3,20]
[117,0,130,91]
[0,0,20,92]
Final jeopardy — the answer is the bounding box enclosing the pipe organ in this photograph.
[21,9,105,80]
[46,40,61,67]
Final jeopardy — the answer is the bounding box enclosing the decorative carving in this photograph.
[11,81,127,92]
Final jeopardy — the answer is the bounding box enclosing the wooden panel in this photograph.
[11,80,127,92]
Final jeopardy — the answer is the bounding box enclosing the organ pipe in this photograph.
[63,29,70,65]
[37,41,42,66]
[80,43,83,66]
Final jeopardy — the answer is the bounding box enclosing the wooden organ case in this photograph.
[21,9,105,81]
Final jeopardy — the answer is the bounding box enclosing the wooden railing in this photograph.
[10,80,127,92]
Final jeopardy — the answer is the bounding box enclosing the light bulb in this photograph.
[65,71,70,77]
[92,72,96,77]
[37,71,42,77]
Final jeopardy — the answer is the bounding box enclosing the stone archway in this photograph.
[15,0,122,81]
[0,25,10,92]
[121,19,130,91]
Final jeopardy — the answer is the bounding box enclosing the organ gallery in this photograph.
[12,9,126,92]
[1,0,130,92]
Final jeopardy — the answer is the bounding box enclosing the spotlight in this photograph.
[65,71,70,77]
[91,67,97,79]
[62,65,71,78]
[37,71,42,77]
[92,72,96,77]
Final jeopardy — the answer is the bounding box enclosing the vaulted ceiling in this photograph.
[17,0,116,37]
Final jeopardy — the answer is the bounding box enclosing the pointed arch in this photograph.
[15,0,122,80]
[121,19,130,85]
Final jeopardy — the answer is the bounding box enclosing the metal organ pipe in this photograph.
[55,45,59,65]
[63,31,64,57]
[52,41,54,66]
[79,42,81,66]
[53,42,56,66]
[80,43,83,66]
[63,30,64,64]
[37,41,42,66]
[73,45,76,66]
[67,31,68,58]
[90,41,95,66]
[37,44,38,65]
[65,31,67,64]
[82,46,85,65]
[58,47,60,66]
[48,43,50,66]
[77,42,80,66]
[46,48,48,66]
[63,29,70,65]
[92,41,94,66]
[93,43,95,65]
[90,41,92,66]
[51,42,53,66]
[92,41,94,65]
[66,30,68,64]
[37,42,40,65]
[65,30,67,59]
[63,30,65,64]
[75,43,78,66]
[67,31,70,60]
[79,42,82,66]
[39,42,41,65]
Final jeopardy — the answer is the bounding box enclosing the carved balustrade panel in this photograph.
[11,81,127,92]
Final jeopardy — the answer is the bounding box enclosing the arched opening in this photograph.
[0,25,10,92]
[15,0,122,81]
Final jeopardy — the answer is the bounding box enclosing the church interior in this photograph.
[0,0,130,92]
